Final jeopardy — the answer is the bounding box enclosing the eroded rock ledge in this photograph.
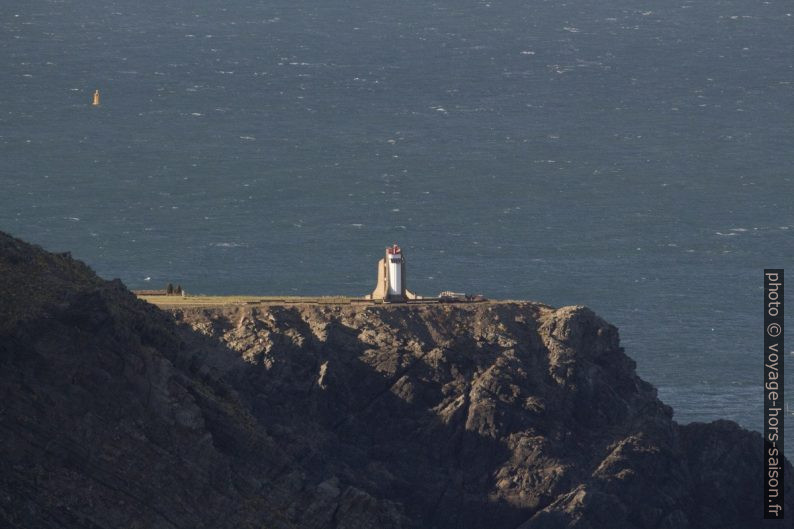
[0,230,791,528]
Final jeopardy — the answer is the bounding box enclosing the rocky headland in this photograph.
[0,230,790,528]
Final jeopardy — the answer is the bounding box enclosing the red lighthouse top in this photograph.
[387,244,401,255]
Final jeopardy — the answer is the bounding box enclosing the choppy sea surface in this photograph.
[2,0,792,456]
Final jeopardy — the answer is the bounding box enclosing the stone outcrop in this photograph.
[0,230,791,528]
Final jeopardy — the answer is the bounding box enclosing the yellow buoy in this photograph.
[92,89,100,106]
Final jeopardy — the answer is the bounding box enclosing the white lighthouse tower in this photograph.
[386,244,403,298]
[368,243,419,302]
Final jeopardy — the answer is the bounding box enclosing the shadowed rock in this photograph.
[0,230,790,528]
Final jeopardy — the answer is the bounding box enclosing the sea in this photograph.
[2,0,792,457]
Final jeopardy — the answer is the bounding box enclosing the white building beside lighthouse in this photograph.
[368,244,420,302]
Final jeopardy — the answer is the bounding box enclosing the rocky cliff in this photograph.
[0,230,790,528]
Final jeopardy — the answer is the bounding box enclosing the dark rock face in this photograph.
[0,230,791,528]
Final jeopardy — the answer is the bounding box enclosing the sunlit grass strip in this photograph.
[137,295,362,306]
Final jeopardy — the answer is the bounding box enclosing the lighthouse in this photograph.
[386,244,403,298]
[368,244,420,302]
